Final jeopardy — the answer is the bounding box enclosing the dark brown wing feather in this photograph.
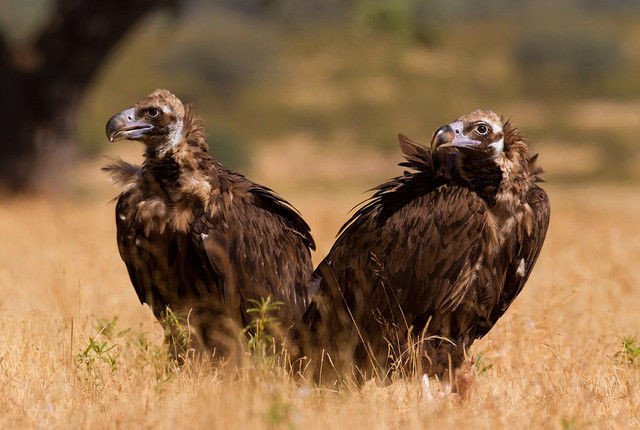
[115,190,224,317]
[311,185,491,315]
[210,167,315,251]
[114,171,314,323]
[116,190,148,306]
[304,185,493,376]
[247,184,315,251]
[193,188,314,322]
[115,188,159,308]
[337,140,437,236]
[488,185,550,326]
[303,133,548,380]
[397,133,428,160]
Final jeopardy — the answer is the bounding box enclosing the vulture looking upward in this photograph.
[303,110,549,386]
[103,90,315,358]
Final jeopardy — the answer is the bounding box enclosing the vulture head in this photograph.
[424,109,539,205]
[431,109,506,157]
[106,89,186,151]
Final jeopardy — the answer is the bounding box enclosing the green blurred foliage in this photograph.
[0,0,51,41]
[512,28,623,96]
[206,128,250,170]
[357,0,413,37]
[158,10,279,95]
[355,0,445,45]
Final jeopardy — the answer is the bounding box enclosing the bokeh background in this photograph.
[1,1,640,428]
[2,0,640,193]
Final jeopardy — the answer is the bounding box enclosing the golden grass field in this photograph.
[1,145,639,429]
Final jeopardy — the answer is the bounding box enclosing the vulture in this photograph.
[103,89,315,359]
[302,110,550,387]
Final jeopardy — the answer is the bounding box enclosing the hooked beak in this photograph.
[106,107,153,142]
[431,120,480,149]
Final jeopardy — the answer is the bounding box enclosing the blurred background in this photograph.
[1,4,640,425]
[1,0,640,197]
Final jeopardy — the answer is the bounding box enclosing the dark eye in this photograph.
[146,108,159,118]
[475,123,489,134]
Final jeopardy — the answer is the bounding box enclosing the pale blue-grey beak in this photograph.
[431,120,481,149]
[106,107,153,142]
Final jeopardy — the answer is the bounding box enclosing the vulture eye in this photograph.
[475,123,489,135]
[146,108,160,118]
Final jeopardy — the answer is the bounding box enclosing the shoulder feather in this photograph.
[248,184,316,251]
[338,133,438,236]
[102,158,141,191]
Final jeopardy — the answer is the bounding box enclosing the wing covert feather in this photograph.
[495,185,550,316]
[321,186,492,324]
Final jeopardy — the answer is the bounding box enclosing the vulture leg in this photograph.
[421,356,475,402]
[452,357,475,399]
[421,374,435,401]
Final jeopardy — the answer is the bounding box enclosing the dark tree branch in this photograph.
[0,23,28,191]
[0,24,11,69]
[0,0,178,192]
[33,0,177,118]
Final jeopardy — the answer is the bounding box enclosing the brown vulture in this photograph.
[103,89,315,359]
[302,110,550,388]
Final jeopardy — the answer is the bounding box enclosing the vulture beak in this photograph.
[431,120,480,149]
[106,107,153,142]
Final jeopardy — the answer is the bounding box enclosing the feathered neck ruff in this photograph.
[146,105,207,156]
[502,120,544,184]
[338,129,542,235]
[141,104,215,186]
[180,104,208,153]
[103,105,218,207]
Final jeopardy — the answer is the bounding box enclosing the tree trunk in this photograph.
[0,0,176,193]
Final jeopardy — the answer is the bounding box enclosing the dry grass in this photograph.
[1,155,639,428]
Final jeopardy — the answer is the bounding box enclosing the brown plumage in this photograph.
[302,110,550,384]
[103,89,315,359]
